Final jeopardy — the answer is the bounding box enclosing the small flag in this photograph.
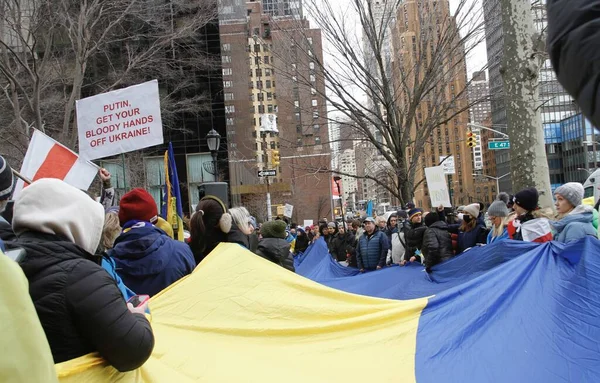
[161,142,184,241]
[13,129,98,199]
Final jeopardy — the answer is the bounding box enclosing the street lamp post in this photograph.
[206,128,221,181]
[472,173,510,198]
[333,176,346,229]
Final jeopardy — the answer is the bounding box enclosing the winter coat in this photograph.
[422,221,454,270]
[355,229,389,270]
[447,223,488,254]
[227,222,250,249]
[387,221,410,264]
[110,223,196,297]
[332,232,357,262]
[552,206,598,243]
[0,248,58,383]
[16,232,154,370]
[405,222,427,261]
[487,227,509,244]
[547,0,600,127]
[249,233,259,253]
[256,237,294,272]
[101,255,136,301]
[294,232,310,254]
[0,215,16,242]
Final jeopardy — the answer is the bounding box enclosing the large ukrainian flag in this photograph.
[55,238,600,382]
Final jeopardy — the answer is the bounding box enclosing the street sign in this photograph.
[488,141,510,150]
[258,169,277,177]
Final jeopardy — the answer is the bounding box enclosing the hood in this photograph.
[552,206,594,233]
[258,237,290,258]
[430,221,448,230]
[110,225,173,276]
[12,178,104,255]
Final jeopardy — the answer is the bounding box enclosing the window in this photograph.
[254,57,260,65]
[226,118,234,126]
[292,63,297,70]
[312,99,318,107]
[264,56,270,64]
[223,80,233,88]
[265,68,271,76]
[263,44,269,52]
[222,43,231,51]
[292,75,297,82]
[256,69,262,77]
[295,112,301,121]
[222,55,231,63]
[249,94,254,101]
[308,50,313,57]
[224,93,234,101]
[294,101,300,108]
[313,124,320,131]
[313,111,319,119]
[252,131,257,138]
[309,62,315,70]
[249,81,254,89]
[257,93,264,102]
[222,68,232,76]
[267,92,273,101]
[254,44,260,52]
[307,37,313,45]
[256,80,263,89]
[315,137,321,145]
[310,74,316,82]
[311,87,316,95]
[225,105,235,114]
[266,80,272,88]
[268,105,274,113]
[258,105,265,114]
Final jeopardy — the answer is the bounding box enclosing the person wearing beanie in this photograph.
[12,179,154,371]
[508,187,553,242]
[487,199,510,244]
[403,208,426,265]
[109,188,195,297]
[447,203,488,253]
[256,220,294,271]
[356,216,389,272]
[551,182,597,243]
[421,212,454,271]
[497,192,511,206]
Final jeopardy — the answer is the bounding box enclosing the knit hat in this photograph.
[554,182,584,208]
[0,156,14,200]
[327,222,336,228]
[424,212,439,227]
[513,187,539,211]
[118,188,158,226]
[397,210,408,219]
[463,203,480,219]
[408,208,423,219]
[487,200,509,217]
[497,192,510,205]
[261,220,287,239]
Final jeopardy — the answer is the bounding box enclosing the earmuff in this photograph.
[200,195,232,234]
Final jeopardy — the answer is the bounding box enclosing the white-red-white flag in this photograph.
[13,130,98,199]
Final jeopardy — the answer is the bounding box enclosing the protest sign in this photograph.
[440,155,455,174]
[424,166,451,207]
[13,130,98,199]
[76,80,164,160]
[303,220,313,228]
[284,204,294,219]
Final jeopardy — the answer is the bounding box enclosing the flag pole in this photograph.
[121,153,128,190]
[12,169,32,185]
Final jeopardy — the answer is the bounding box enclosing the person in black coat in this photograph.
[256,220,294,272]
[294,227,310,255]
[422,212,454,272]
[11,179,154,371]
[332,225,357,262]
[403,208,427,264]
[547,0,600,127]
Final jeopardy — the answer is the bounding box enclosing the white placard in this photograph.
[425,166,452,207]
[283,203,294,218]
[76,80,164,160]
[440,155,455,174]
[303,220,313,228]
[259,114,278,133]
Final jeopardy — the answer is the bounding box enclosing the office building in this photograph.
[219,0,332,222]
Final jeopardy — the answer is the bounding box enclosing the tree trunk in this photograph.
[500,0,553,208]
[63,60,86,148]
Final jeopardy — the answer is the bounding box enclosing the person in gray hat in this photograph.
[355,217,389,272]
[551,182,597,242]
[486,199,511,244]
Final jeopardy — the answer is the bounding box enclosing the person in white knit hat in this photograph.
[552,182,597,242]
[447,203,488,253]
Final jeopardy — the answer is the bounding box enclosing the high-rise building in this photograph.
[218,0,332,222]
[482,0,579,192]
[468,71,492,171]
[391,0,475,209]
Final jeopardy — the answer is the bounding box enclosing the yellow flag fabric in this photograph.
[0,251,58,383]
[583,196,595,206]
[56,243,427,382]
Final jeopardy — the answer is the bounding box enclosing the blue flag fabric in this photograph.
[296,237,600,381]
[366,200,373,217]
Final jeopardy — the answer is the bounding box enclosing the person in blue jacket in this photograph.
[487,199,510,244]
[109,188,196,297]
[551,183,597,243]
[448,203,489,253]
[355,217,389,272]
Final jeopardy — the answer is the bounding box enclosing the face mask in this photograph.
[463,215,472,223]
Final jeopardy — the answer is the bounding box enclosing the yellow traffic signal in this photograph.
[466,131,477,148]
[271,150,280,166]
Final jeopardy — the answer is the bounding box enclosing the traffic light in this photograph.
[271,150,280,166]
[466,131,477,148]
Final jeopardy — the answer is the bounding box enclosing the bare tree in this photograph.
[0,0,218,156]
[268,0,488,206]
